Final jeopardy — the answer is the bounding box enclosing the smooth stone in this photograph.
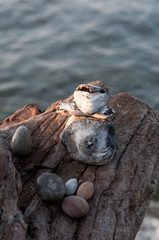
[77,182,94,200]
[60,116,116,165]
[62,195,89,218]
[74,84,109,115]
[65,178,78,195]
[36,173,66,202]
[11,125,32,156]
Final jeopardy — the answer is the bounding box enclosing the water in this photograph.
[0,0,159,121]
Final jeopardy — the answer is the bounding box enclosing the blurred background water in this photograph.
[0,0,159,121]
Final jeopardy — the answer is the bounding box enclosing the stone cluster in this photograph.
[62,180,94,218]
[59,83,116,165]
[36,173,94,218]
[10,124,96,219]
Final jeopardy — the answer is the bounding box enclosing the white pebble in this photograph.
[65,178,78,195]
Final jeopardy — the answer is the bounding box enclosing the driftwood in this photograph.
[0,80,159,240]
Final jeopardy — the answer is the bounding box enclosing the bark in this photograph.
[0,81,159,240]
[0,103,41,129]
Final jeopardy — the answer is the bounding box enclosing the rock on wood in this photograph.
[0,80,159,240]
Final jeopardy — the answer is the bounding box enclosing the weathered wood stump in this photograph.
[0,81,159,240]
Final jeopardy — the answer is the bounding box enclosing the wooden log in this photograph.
[0,80,159,240]
[0,145,27,240]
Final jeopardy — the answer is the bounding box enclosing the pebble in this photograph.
[60,116,116,165]
[65,178,78,195]
[74,84,108,115]
[11,125,32,156]
[36,173,66,202]
[77,182,94,200]
[62,195,89,218]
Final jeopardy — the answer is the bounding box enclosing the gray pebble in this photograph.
[11,126,32,156]
[65,178,78,195]
[36,173,66,202]
[61,116,116,165]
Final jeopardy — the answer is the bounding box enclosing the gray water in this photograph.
[0,0,159,121]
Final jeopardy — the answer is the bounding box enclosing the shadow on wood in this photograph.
[0,81,159,240]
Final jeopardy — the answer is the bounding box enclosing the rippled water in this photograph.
[0,0,159,121]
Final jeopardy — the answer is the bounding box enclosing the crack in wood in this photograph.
[1,84,159,240]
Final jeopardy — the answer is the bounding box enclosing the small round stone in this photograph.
[36,173,66,202]
[62,196,89,218]
[11,126,32,156]
[77,182,94,200]
[65,178,78,195]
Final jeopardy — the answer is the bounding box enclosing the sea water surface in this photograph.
[0,0,159,120]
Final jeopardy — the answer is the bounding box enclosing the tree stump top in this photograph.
[0,81,159,240]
